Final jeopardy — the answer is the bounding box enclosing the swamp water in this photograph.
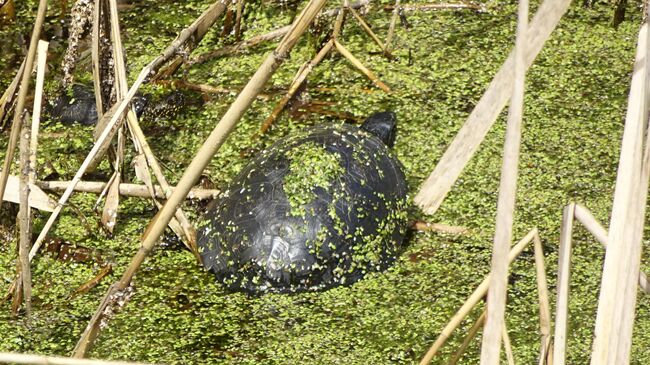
[1,0,649,363]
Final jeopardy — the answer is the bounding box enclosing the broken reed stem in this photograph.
[260,39,334,134]
[37,180,219,200]
[553,203,575,365]
[30,41,48,187]
[0,352,158,365]
[72,0,328,357]
[234,0,244,40]
[448,309,487,365]
[91,0,104,117]
[385,0,400,53]
[414,0,571,215]
[334,40,390,92]
[591,14,650,363]
[29,0,229,262]
[0,0,48,206]
[18,113,32,318]
[573,204,650,294]
[419,228,537,365]
[502,325,516,365]
[383,3,484,11]
[0,59,25,129]
[480,0,528,362]
[191,25,291,64]
[532,231,553,365]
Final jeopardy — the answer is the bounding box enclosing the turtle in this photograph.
[197,111,409,294]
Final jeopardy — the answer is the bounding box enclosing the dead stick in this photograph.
[29,0,229,262]
[0,59,26,129]
[189,0,369,65]
[234,0,244,40]
[480,0,527,361]
[334,40,390,92]
[419,228,537,364]
[414,0,572,215]
[71,0,328,357]
[260,39,334,134]
[533,231,553,365]
[0,0,48,205]
[18,113,32,318]
[37,180,219,200]
[383,3,483,11]
[448,308,487,365]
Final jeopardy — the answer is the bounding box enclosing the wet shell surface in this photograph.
[197,121,409,294]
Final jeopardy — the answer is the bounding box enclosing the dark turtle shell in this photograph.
[197,118,409,294]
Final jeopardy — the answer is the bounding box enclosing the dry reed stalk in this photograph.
[189,0,370,65]
[334,40,390,92]
[0,352,160,365]
[72,0,328,357]
[346,3,391,57]
[0,0,48,205]
[38,181,219,200]
[414,0,571,215]
[260,39,334,134]
[385,0,400,53]
[552,203,575,365]
[448,309,487,365]
[591,14,650,363]
[573,204,650,294]
[153,79,274,100]
[480,0,528,361]
[29,0,229,262]
[383,3,483,11]
[533,232,553,365]
[91,0,104,117]
[234,0,244,40]
[419,228,537,364]
[18,113,32,318]
[0,59,25,128]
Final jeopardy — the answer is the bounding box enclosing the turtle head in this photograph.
[361,111,397,148]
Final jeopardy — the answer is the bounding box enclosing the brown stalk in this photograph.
[71,0,328,357]
[0,0,48,206]
[410,220,468,235]
[0,59,25,129]
[334,40,391,92]
[414,0,572,215]
[383,3,484,12]
[260,39,335,134]
[0,352,159,365]
[346,3,392,58]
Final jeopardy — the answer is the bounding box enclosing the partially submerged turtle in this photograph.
[198,112,409,294]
